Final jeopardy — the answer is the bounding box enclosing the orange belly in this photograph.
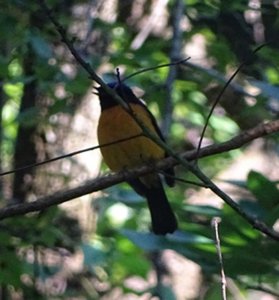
[97,104,165,172]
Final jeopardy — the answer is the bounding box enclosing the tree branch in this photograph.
[0,121,278,239]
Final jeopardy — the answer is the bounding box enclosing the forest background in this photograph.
[0,0,279,299]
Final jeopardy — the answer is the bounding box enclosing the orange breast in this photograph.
[97,104,165,172]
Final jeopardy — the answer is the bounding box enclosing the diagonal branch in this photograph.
[0,120,278,241]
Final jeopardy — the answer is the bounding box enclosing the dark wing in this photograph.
[120,88,176,187]
[137,99,175,187]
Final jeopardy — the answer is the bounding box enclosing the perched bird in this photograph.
[96,82,177,235]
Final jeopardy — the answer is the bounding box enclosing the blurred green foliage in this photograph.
[0,0,278,299]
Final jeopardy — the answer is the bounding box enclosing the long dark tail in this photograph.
[128,178,177,235]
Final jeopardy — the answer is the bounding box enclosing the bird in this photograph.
[96,82,177,235]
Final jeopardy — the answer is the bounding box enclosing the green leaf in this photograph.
[0,248,22,286]
[122,230,213,251]
[183,204,222,217]
[121,230,217,271]
[116,251,150,278]
[82,243,107,269]
[153,283,176,300]
[224,250,276,276]
[121,230,171,251]
[168,231,214,245]
[247,171,279,210]
[221,204,260,243]
[29,31,53,59]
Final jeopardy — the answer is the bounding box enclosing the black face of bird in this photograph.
[95,82,142,110]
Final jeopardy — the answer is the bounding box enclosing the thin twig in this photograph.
[159,170,208,188]
[195,43,268,163]
[0,133,143,177]
[195,62,246,162]
[122,58,190,81]
[212,217,227,300]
